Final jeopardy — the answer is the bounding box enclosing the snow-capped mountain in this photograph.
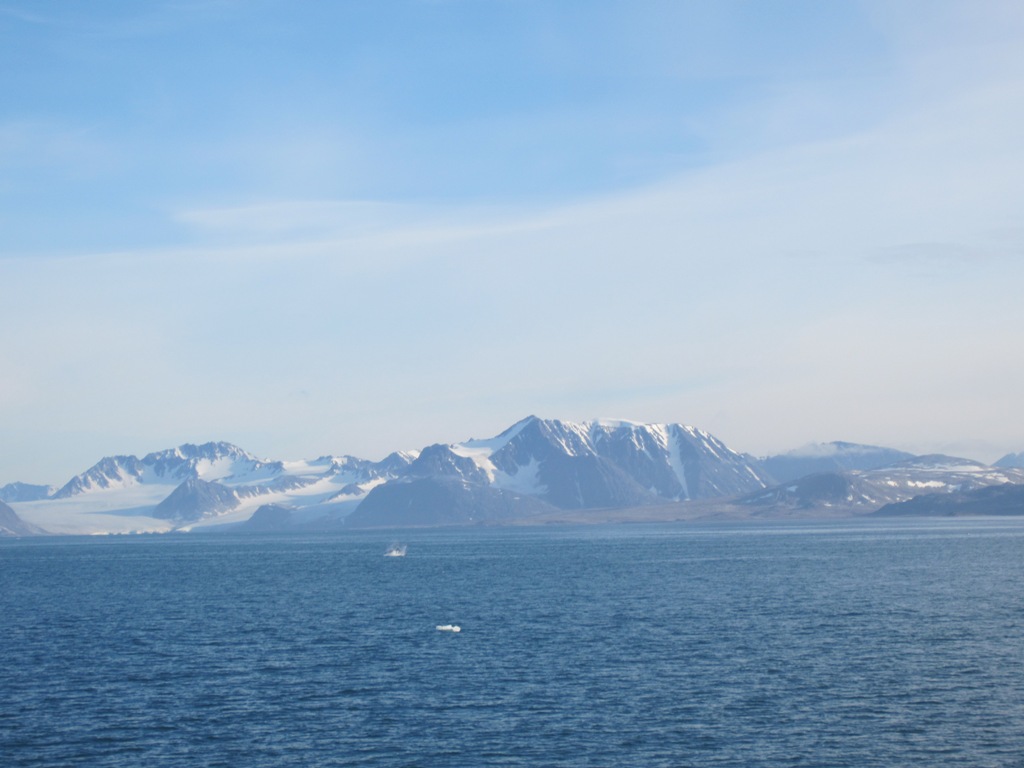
[344,416,773,526]
[6,419,1023,533]
[50,442,280,498]
[478,416,772,504]
[11,441,415,534]
[862,454,1024,502]
[734,454,1024,517]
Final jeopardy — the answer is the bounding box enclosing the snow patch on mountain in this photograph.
[491,458,545,496]
[448,442,499,481]
[665,428,691,500]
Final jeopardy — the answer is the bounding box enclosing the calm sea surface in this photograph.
[2,518,1024,767]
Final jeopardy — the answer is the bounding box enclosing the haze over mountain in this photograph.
[761,442,916,484]
[5,416,1023,535]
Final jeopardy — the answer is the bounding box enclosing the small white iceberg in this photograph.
[436,624,461,633]
[384,543,407,557]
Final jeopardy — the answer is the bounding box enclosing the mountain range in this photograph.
[3,416,1023,535]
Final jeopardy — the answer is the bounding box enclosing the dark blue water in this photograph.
[2,519,1024,767]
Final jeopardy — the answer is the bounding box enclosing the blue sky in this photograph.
[3,0,1024,483]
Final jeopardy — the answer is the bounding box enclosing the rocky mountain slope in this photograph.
[345,416,773,527]
[0,500,46,536]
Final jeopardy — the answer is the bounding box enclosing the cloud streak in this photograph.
[2,1,1023,482]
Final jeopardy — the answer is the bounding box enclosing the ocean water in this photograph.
[2,518,1024,767]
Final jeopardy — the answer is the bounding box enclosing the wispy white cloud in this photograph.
[3,0,1024,481]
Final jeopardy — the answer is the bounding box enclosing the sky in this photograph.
[2,0,1024,484]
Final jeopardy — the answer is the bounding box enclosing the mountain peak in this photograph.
[458,415,770,509]
[51,455,146,499]
[144,441,259,465]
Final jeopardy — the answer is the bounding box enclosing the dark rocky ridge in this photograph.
[874,483,1024,516]
[153,478,238,522]
[345,478,558,527]
[238,504,295,531]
